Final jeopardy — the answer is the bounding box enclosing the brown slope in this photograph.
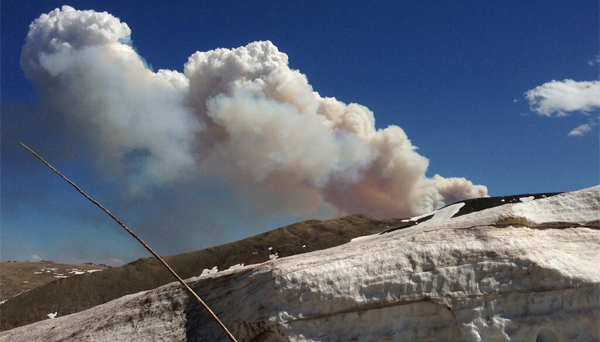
[0,262,109,301]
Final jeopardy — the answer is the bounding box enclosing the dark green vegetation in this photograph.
[0,214,404,331]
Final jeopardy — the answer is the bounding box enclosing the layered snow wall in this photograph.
[2,186,599,342]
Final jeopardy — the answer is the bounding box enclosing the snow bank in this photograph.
[2,186,599,342]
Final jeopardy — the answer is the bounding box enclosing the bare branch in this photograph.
[19,141,238,342]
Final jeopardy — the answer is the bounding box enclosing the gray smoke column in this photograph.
[21,6,487,218]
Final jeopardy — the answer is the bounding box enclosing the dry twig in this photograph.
[19,142,238,342]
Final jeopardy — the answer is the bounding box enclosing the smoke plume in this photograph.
[21,6,487,218]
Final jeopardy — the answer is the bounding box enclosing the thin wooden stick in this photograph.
[19,142,238,342]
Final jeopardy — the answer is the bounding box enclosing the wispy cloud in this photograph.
[525,79,600,117]
[66,257,124,266]
[568,122,596,137]
[587,55,600,66]
[101,258,124,266]
[31,254,43,261]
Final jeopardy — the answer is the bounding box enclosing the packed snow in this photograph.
[46,312,57,319]
[2,186,599,342]
[200,266,218,277]
[12,289,32,298]
[226,264,245,271]
[0,300,7,306]
[519,196,535,202]
[406,202,465,222]
[427,202,465,222]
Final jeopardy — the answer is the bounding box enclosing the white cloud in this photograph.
[568,123,595,137]
[525,79,600,117]
[587,55,600,66]
[31,254,43,261]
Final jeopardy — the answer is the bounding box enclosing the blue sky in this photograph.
[1,1,598,265]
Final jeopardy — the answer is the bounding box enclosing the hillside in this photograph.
[0,192,561,332]
[1,186,597,341]
[0,261,109,301]
[0,214,403,331]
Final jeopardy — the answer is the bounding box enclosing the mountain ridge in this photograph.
[0,190,571,333]
[0,214,401,331]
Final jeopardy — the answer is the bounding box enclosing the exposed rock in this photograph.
[2,186,599,341]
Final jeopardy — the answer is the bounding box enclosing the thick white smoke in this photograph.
[22,6,487,217]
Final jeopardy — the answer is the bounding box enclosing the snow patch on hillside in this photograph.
[227,264,245,271]
[200,266,218,277]
[405,202,465,222]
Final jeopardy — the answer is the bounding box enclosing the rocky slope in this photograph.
[2,186,598,341]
